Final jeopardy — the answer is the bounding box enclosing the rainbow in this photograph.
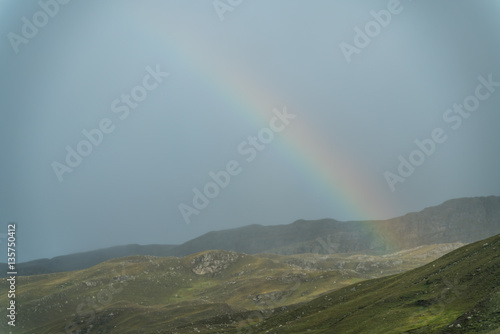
[127,7,395,224]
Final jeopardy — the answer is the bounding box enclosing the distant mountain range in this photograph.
[4,195,500,277]
[1,244,177,277]
[169,195,500,256]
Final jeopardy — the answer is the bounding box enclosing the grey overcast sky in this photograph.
[1,0,500,262]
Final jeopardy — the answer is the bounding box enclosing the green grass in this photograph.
[242,234,500,334]
[0,243,470,333]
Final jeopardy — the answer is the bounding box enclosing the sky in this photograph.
[1,0,500,262]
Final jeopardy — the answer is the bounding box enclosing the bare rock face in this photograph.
[190,251,240,275]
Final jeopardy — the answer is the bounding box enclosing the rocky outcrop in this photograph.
[190,251,240,275]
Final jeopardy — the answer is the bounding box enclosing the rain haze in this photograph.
[1,0,500,262]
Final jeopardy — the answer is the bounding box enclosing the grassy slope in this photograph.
[0,251,349,333]
[245,234,500,334]
[0,244,461,333]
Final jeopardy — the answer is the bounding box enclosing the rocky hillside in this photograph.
[236,233,500,333]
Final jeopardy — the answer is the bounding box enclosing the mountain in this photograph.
[236,232,500,333]
[169,196,500,256]
[5,195,500,277]
[0,243,463,334]
[372,195,500,250]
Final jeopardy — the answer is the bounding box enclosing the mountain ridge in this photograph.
[4,195,499,277]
